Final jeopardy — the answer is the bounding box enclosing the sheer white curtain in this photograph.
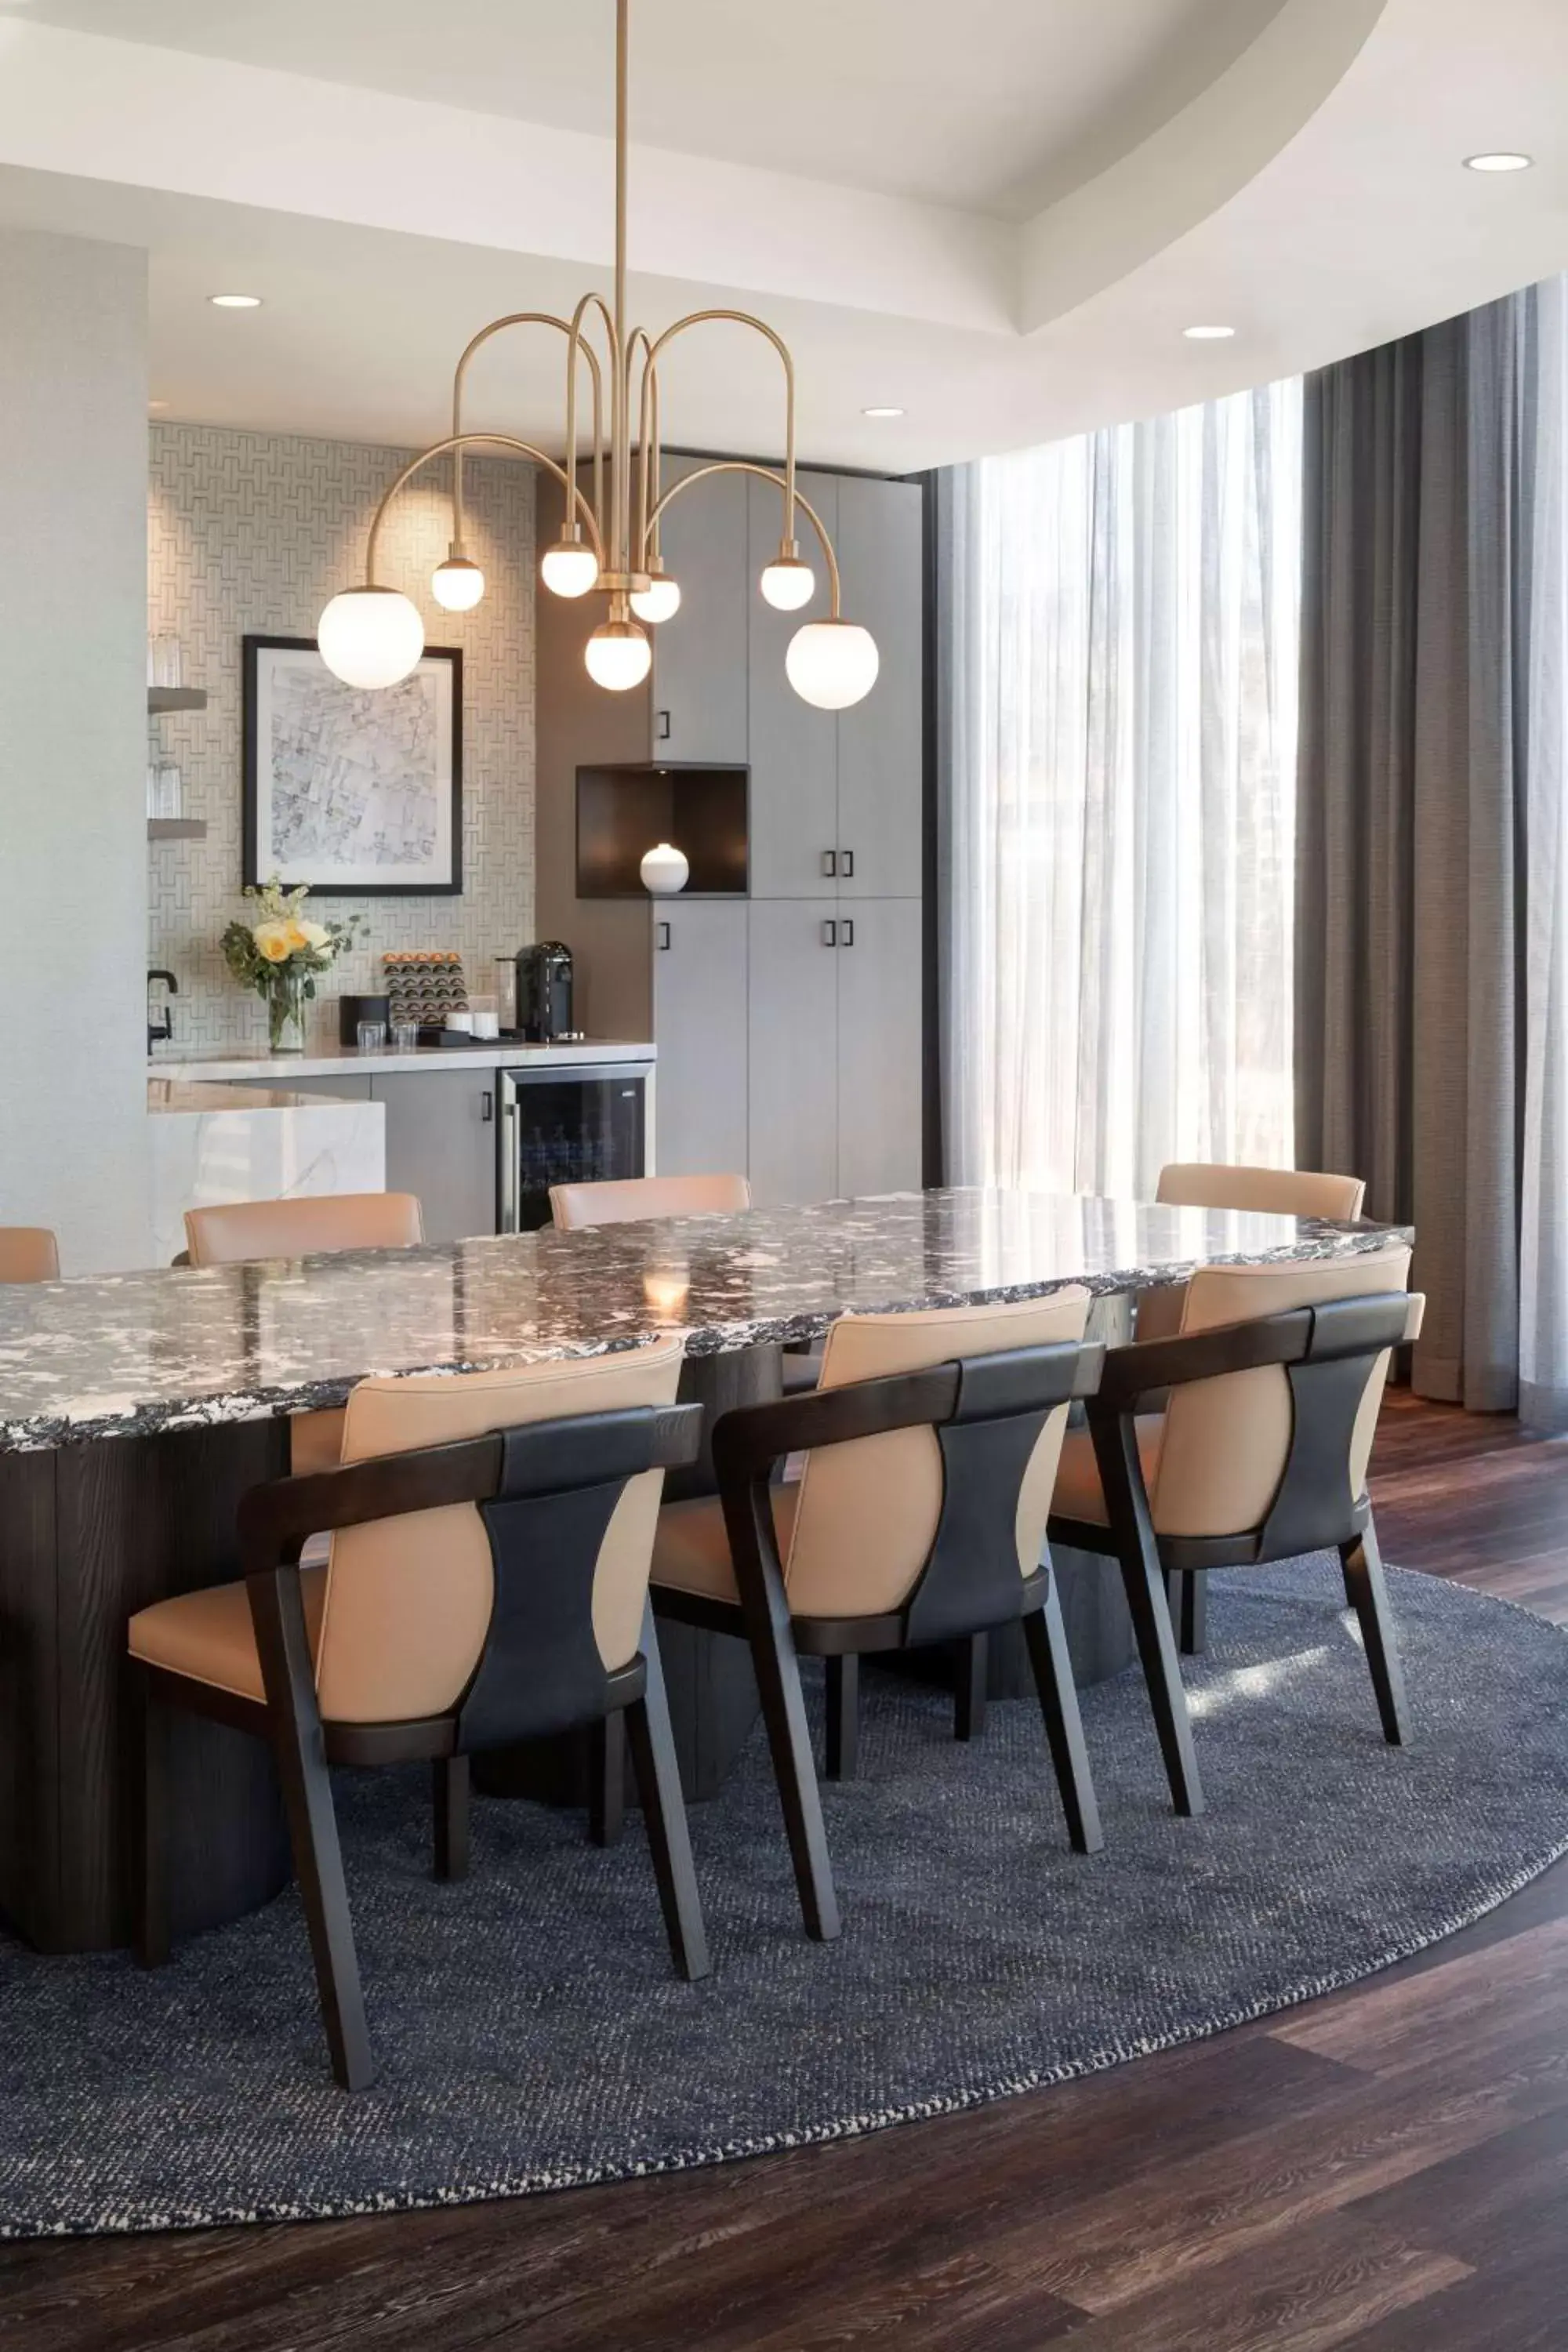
[940,381,1303,1198]
[1521,278,1568,1428]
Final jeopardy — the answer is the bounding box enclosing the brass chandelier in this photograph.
[317,0,879,713]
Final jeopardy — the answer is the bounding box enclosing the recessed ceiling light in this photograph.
[209,292,263,309]
[147,398,169,412]
[1464,151,1534,173]
[862,405,905,419]
[1182,325,1236,341]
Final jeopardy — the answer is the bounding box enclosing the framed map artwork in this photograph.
[241,636,463,896]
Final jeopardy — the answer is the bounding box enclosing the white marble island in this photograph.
[147,1079,384,1267]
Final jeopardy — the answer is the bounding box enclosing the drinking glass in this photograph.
[356,1019,387,1052]
[392,1022,420,1054]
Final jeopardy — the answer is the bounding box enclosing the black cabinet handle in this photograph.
[655,710,671,742]
[822,919,837,947]
[481,1091,494,1123]
[656,919,672,950]
[840,919,855,948]
[822,849,837,877]
[840,848,855,879]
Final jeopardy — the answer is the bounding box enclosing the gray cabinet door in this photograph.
[747,470,839,898]
[651,455,749,766]
[370,1069,499,1241]
[835,476,924,900]
[652,899,749,1178]
[835,898,924,1198]
[747,898,840,1207]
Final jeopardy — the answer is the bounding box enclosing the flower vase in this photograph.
[267,967,307,1054]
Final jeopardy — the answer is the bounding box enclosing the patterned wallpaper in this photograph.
[147,423,535,1052]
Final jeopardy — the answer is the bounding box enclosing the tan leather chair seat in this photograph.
[1053,1418,1166,1524]
[653,1486,800,1604]
[129,1568,327,1703]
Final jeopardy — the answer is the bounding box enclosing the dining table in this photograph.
[0,1186,1410,1955]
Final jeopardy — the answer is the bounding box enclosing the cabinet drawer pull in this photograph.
[481,1091,494,1123]
[840,919,855,948]
[840,848,855,879]
[655,709,671,742]
[822,849,837,877]
[822,919,837,948]
[656,919,672,950]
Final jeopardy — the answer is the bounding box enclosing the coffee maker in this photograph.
[514,942,576,1042]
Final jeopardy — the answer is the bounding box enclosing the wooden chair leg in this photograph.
[733,1545,842,1943]
[135,1669,172,1969]
[1022,1584,1103,1854]
[249,1568,375,2092]
[1174,1570,1207,1656]
[433,1755,470,1882]
[1340,1520,1409,1746]
[954,1632,988,1742]
[824,1653,860,1780]
[1119,1551,1206,1817]
[623,1613,710,1982]
[590,1710,626,1846]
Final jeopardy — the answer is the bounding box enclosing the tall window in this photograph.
[940,379,1303,1197]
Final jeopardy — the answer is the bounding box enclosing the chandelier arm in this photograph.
[446,311,599,557]
[643,310,797,560]
[627,330,662,572]
[565,293,618,554]
[649,460,838,617]
[365,432,603,586]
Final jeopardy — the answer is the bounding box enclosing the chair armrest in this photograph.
[240,1402,702,1572]
[712,1339,1104,1489]
[1091,1291,1414,1413]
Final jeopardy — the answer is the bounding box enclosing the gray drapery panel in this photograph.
[1296,292,1533,1410]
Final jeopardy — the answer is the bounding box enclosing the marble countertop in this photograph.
[0,1189,1411,1452]
[151,1040,658,1083]
[147,1080,373,1114]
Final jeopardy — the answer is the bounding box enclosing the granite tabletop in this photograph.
[0,1189,1412,1452]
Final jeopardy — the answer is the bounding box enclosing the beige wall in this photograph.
[147,425,536,1052]
[0,228,149,1273]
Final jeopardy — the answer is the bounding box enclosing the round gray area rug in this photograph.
[5,1556,1568,2238]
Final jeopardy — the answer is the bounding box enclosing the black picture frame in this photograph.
[241,634,464,897]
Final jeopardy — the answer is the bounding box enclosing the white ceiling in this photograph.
[0,0,1562,468]
[0,0,1287,216]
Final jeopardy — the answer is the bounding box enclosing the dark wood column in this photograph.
[0,1419,292,1955]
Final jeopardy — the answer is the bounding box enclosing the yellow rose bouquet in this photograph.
[220,878,366,1054]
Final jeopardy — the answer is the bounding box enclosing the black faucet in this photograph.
[147,967,179,1054]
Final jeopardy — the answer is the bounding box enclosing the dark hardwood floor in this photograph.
[5,1392,1568,2351]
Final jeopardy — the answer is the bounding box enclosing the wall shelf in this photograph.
[147,686,207,714]
[577,762,749,898]
[147,817,207,841]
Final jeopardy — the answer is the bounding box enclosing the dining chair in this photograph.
[126,1338,708,2091]
[550,1173,752,1229]
[650,1289,1106,1940]
[1138,1163,1368,1345]
[1050,1246,1421,1822]
[183,1192,425,1475]
[0,1227,59,1282]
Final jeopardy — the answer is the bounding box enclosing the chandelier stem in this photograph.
[609,0,631,576]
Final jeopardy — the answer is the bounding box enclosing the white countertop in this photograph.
[147,1079,357,1114]
[150,1039,658,1084]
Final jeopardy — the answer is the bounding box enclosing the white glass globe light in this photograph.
[760,556,815,612]
[585,618,652,691]
[640,840,690,895]
[540,539,601,598]
[630,573,682,625]
[430,554,485,612]
[786,619,879,710]
[318,587,425,690]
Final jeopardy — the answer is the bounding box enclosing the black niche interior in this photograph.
[575,763,750,898]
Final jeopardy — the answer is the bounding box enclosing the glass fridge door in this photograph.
[504,1069,648,1230]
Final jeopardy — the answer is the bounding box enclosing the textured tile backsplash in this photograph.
[147,424,535,1053]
